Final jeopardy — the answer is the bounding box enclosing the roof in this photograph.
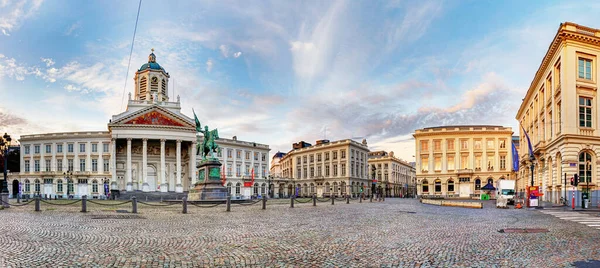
[139,62,165,71]
[422,125,504,130]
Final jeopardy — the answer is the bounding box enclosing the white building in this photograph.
[368,151,417,197]
[9,50,269,199]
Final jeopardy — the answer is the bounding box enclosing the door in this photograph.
[78,183,88,197]
[147,165,157,191]
[12,180,19,198]
[459,184,470,198]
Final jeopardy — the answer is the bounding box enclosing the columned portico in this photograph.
[142,138,149,192]
[190,141,197,187]
[111,138,116,188]
[160,139,168,192]
[126,138,133,191]
[175,139,183,193]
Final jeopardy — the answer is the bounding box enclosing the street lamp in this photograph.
[64,171,73,199]
[266,175,272,198]
[1,133,12,194]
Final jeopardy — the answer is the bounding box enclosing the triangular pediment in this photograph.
[110,105,194,128]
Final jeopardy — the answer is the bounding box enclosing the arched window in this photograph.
[235,182,241,195]
[487,178,493,186]
[325,182,330,193]
[447,179,454,192]
[92,180,98,193]
[434,179,441,193]
[333,182,338,194]
[34,179,40,193]
[67,179,74,194]
[341,182,346,193]
[579,151,592,184]
[25,179,30,192]
[475,179,481,190]
[262,183,267,195]
[310,183,315,194]
[253,183,259,195]
[421,179,429,193]
[227,182,232,195]
[57,179,63,193]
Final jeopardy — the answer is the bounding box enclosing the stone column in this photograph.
[97,141,103,175]
[74,142,79,172]
[142,138,149,192]
[190,141,197,188]
[110,139,117,189]
[86,141,92,172]
[176,140,183,193]
[160,139,168,192]
[51,143,57,172]
[126,138,133,191]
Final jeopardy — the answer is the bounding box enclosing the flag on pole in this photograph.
[520,124,535,158]
[221,165,226,186]
[512,142,519,171]
[251,168,255,184]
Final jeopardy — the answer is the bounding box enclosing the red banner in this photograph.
[243,182,253,187]
[221,165,226,186]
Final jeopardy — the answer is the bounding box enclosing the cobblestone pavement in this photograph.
[1,198,599,267]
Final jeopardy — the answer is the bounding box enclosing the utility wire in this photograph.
[120,0,143,111]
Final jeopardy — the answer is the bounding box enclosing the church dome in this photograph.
[138,49,166,72]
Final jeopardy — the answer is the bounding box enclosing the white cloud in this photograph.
[0,0,44,36]
[206,59,213,72]
[233,51,242,58]
[40,57,54,66]
[64,21,81,36]
[219,44,229,58]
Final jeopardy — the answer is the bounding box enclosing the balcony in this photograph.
[456,169,474,175]
[579,128,595,136]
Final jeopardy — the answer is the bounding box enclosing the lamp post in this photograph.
[1,133,12,208]
[267,175,272,198]
[64,171,73,199]
[529,155,535,207]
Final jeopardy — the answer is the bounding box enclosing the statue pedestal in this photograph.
[188,159,228,201]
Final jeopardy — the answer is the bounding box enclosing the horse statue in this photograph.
[193,109,221,160]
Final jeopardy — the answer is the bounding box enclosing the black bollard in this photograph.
[360,193,363,203]
[313,194,316,206]
[346,194,350,204]
[331,194,334,205]
[132,196,137,214]
[81,195,87,213]
[226,196,231,212]
[182,197,188,214]
[35,196,40,212]
[262,195,266,210]
[370,194,373,202]
[291,196,294,208]
[17,194,20,203]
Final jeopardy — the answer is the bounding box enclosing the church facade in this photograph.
[9,51,270,199]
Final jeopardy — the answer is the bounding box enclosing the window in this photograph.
[557,102,562,133]
[317,154,322,162]
[235,164,241,177]
[67,179,74,194]
[447,140,454,151]
[254,164,259,176]
[25,180,30,192]
[45,145,51,154]
[447,156,455,171]
[103,143,108,153]
[475,156,481,169]
[474,140,482,149]
[310,167,314,177]
[310,155,314,163]
[475,179,481,190]
[103,160,109,172]
[499,139,506,149]
[80,143,85,153]
[433,140,441,151]
[245,151,250,160]
[549,111,553,138]
[579,152,592,184]
[262,153,266,161]
[34,145,40,154]
[447,180,454,192]
[303,156,307,164]
[245,165,250,175]
[500,156,506,170]
[421,179,429,193]
[434,157,441,171]
[578,58,592,80]
[487,156,494,170]
[68,144,73,153]
[92,180,98,193]
[92,144,97,153]
[227,166,232,177]
[420,140,428,151]
[333,151,337,160]
[227,149,232,158]
[486,140,494,149]
[303,167,307,178]
[34,160,40,172]
[57,180,63,192]
[325,153,329,161]
[45,160,51,172]
[34,180,41,193]
[254,152,259,161]
[325,165,330,176]
[341,164,346,176]
[333,164,338,176]
[217,150,222,158]
[317,166,322,176]
[25,160,30,172]
[57,144,63,153]
[421,157,428,172]
[579,97,592,128]
[341,150,346,159]
[80,159,86,171]
[68,159,74,171]
[236,150,241,158]
[461,140,468,150]
[24,145,30,154]
[434,180,441,193]
[235,183,241,195]
[92,159,98,172]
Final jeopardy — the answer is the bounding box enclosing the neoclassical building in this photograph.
[516,22,600,204]
[9,50,269,199]
[414,125,515,198]
[275,139,371,198]
[367,151,416,197]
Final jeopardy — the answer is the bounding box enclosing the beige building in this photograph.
[276,139,371,198]
[516,22,600,204]
[414,125,514,198]
[367,151,416,197]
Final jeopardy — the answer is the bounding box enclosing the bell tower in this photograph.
[133,49,171,102]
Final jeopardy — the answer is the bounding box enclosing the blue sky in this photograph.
[2,0,600,162]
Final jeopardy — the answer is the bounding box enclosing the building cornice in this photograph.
[19,131,111,142]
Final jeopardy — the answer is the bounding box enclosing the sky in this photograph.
[2,0,600,163]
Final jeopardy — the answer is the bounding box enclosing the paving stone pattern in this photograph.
[0,199,599,267]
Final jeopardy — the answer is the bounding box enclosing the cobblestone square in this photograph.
[1,198,600,267]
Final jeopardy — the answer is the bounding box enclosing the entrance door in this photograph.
[459,184,470,198]
[147,165,157,191]
[43,179,54,196]
[12,180,19,198]
[78,183,88,197]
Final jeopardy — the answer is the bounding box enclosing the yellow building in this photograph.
[368,151,416,197]
[516,22,600,204]
[414,125,514,198]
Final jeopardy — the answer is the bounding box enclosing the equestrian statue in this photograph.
[193,109,220,160]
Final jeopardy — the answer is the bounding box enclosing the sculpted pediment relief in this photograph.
[124,111,186,127]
